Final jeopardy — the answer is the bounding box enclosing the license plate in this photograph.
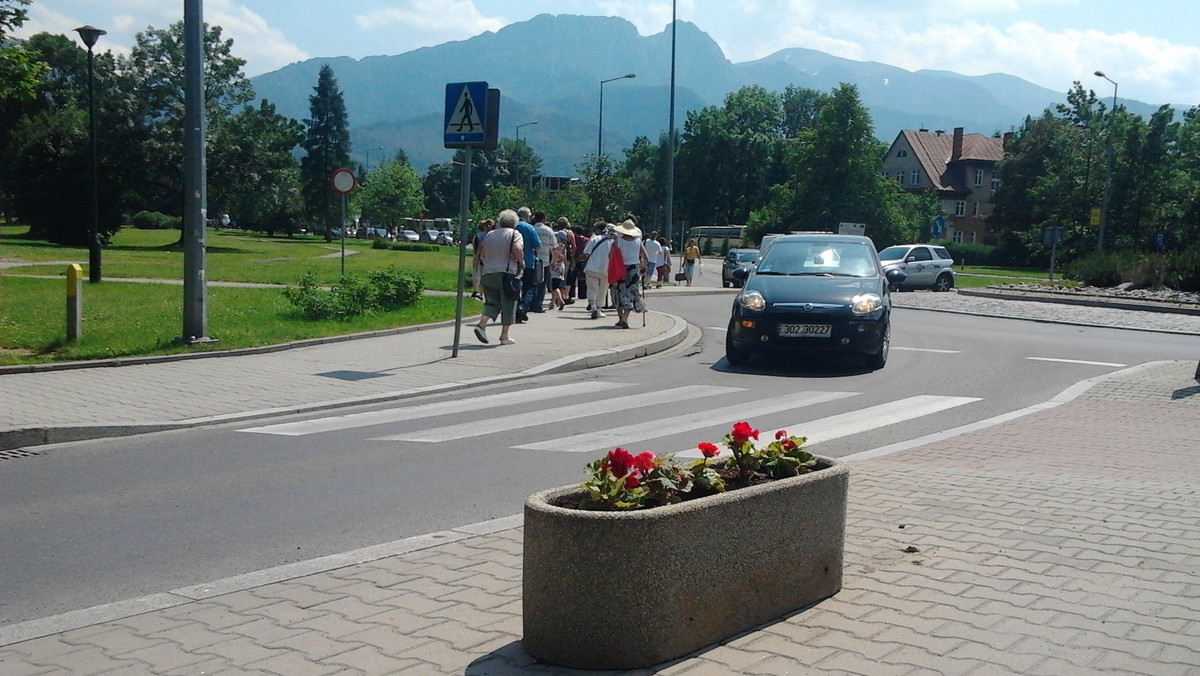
[777,323,831,337]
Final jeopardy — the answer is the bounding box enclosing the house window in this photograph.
[894,171,903,184]
[973,202,979,217]
[955,201,966,217]
[974,169,984,187]
[953,230,963,243]
[991,176,1001,192]
[910,169,920,186]
[897,150,908,158]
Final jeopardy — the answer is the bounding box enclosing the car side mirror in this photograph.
[885,268,908,285]
[905,256,917,263]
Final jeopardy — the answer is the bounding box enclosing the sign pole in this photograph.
[452,149,472,358]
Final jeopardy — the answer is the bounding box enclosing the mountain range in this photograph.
[250,13,1153,178]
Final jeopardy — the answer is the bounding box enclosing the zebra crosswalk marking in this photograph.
[675,395,980,457]
[514,390,858,453]
[372,385,744,443]
[238,381,630,436]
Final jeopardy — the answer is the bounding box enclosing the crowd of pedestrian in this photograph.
[471,207,674,345]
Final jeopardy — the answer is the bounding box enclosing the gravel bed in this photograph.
[891,289,1200,335]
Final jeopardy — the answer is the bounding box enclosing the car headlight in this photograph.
[738,290,766,312]
[851,293,883,315]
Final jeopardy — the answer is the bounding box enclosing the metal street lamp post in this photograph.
[598,73,636,161]
[516,120,538,142]
[1094,70,1118,251]
[75,25,106,283]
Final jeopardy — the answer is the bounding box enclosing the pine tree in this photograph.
[300,65,350,229]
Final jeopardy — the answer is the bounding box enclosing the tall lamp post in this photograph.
[598,73,636,161]
[75,25,106,283]
[1094,70,1118,251]
[516,120,538,142]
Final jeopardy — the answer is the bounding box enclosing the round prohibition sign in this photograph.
[330,167,356,194]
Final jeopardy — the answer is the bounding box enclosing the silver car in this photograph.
[877,244,956,292]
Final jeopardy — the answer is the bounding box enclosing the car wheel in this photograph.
[933,273,953,292]
[863,322,890,370]
[725,323,752,367]
[722,278,731,288]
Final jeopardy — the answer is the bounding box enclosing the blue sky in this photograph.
[18,0,1200,107]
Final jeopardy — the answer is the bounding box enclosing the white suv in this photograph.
[877,244,956,292]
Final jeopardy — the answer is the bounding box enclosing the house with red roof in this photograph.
[882,127,1009,244]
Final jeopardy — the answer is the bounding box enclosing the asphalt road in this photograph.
[1,292,1197,626]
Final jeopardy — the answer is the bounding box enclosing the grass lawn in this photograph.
[954,265,1076,288]
[0,225,479,365]
[0,226,470,289]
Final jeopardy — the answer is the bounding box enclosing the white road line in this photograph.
[891,347,961,354]
[373,385,745,443]
[238,381,631,436]
[676,395,980,457]
[515,391,859,453]
[1026,357,1127,367]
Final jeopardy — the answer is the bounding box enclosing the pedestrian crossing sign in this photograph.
[444,81,489,148]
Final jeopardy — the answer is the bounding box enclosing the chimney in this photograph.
[1002,132,1014,150]
[952,127,964,161]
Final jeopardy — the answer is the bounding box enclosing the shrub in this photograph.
[130,210,181,230]
[368,267,424,309]
[282,268,425,320]
[1065,251,1125,287]
[1164,246,1200,292]
[387,242,439,253]
[372,238,390,250]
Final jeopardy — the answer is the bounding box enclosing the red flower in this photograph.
[782,438,797,451]
[731,421,759,444]
[605,447,634,477]
[775,430,788,441]
[633,451,656,471]
[625,474,640,489]
[698,442,720,458]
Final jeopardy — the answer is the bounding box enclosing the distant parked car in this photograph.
[722,248,759,288]
[419,229,441,243]
[399,229,420,243]
[877,244,956,291]
[435,231,455,246]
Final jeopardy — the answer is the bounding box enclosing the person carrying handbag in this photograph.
[473,209,525,345]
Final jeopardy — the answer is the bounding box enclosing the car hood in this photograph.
[745,274,885,306]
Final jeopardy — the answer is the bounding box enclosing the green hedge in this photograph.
[282,267,425,320]
[130,210,182,230]
[1064,247,1200,291]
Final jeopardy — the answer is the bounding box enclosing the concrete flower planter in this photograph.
[522,456,848,671]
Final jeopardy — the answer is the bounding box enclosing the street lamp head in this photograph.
[1094,70,1106,78]
[623,73,636,79]
[75,25,106,49]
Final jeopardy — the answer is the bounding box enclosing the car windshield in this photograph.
[755,240,876,277]
[877,246,909,262]
[735,251,758,262]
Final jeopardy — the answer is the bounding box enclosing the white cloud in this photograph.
[354,0,505,48]
[208,1,308,75]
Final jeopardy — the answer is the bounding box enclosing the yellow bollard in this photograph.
[66,263,83,342]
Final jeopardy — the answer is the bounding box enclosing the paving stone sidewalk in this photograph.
[3,360,1197,675]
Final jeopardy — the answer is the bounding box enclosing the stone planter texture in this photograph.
[523,457,848,670]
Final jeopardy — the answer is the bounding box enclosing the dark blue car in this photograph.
[725,233,906,370]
